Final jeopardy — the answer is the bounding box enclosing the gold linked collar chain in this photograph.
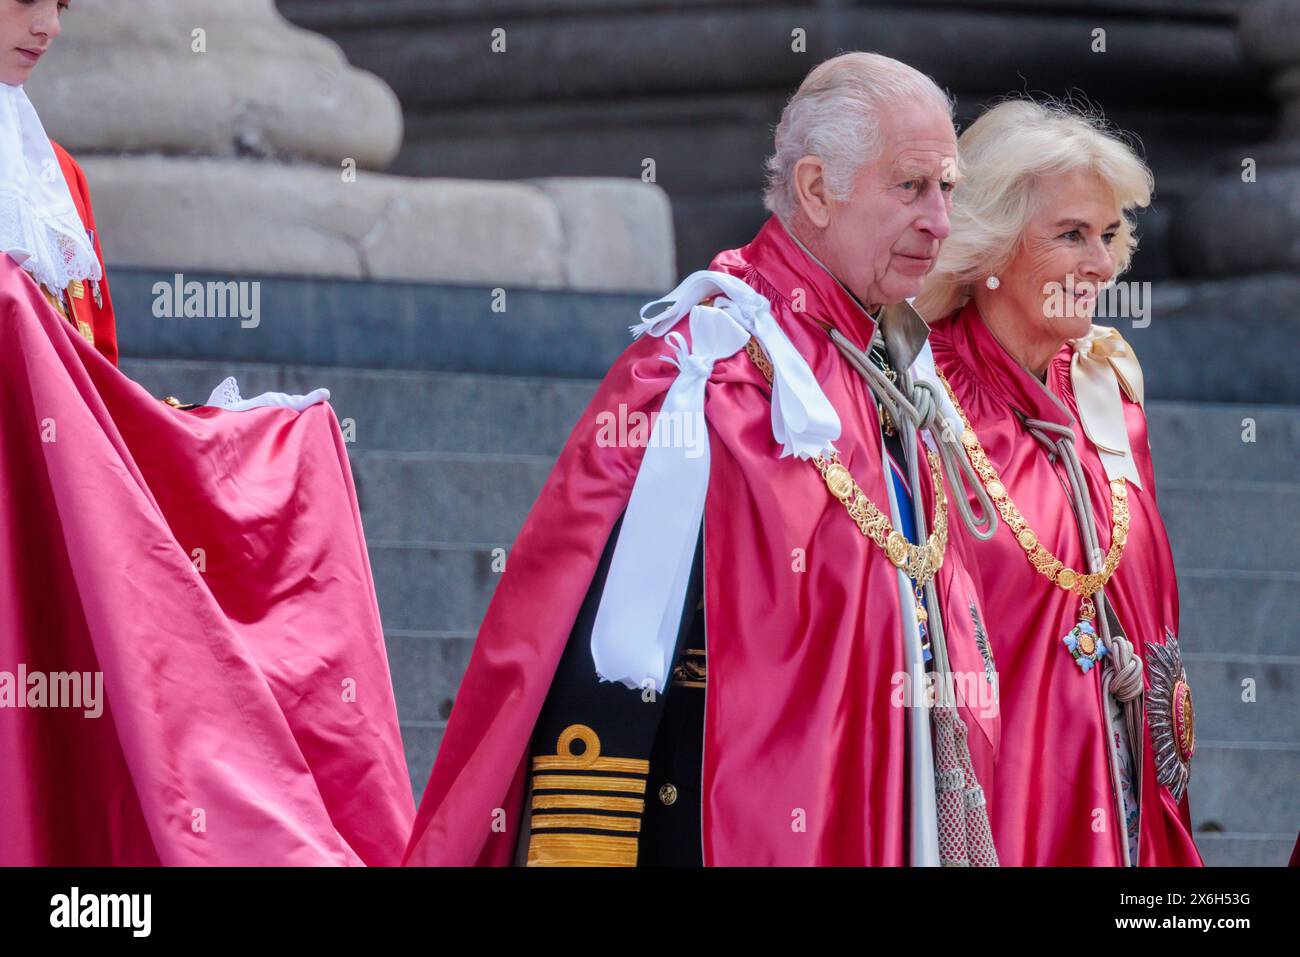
[744,337,947,586]
[935,368,1129,602]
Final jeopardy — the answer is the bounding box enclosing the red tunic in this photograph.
[404,216,999,865]
[930,301,1202,866]
[50,140,118,367]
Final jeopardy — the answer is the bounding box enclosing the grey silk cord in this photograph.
[1025,415,1146,865]
[826,327,999,542]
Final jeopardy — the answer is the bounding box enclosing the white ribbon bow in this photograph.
[1069,325,1145,488]
[590,270,841,690]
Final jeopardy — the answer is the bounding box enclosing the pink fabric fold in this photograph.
[0,257,413,865]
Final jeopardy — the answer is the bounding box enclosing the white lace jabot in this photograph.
[0,82,101,294]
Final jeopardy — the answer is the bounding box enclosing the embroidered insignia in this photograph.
[1146,630,1194,802]
[1063,619,1108,673]
[969,600,996,687]
[526,724,648,866]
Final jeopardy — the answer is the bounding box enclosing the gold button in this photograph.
[658,783,678,806]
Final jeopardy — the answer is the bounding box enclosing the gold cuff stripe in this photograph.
[529,813,641,833]
[530,774,646,794]
[526,833,639,867]
[532,793,645,813]
[531,755,650,774]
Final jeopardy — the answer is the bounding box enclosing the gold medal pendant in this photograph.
[1062,598,1108,673]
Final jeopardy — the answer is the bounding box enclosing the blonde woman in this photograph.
[916,100,1201,866]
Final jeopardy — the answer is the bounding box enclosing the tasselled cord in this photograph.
[1025,415,1146,864]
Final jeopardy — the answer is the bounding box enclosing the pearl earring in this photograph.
[986,275,1000,290]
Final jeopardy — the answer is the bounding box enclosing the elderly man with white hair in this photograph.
[405,52,1002,867]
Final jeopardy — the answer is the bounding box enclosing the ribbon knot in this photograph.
[661,331,713,381]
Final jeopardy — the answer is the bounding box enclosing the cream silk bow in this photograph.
[1069,325,1145,489]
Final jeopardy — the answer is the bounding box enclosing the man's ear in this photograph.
[793,155,833,229]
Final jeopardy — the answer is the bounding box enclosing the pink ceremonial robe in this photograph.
[405,216,999,866]
[0,256,414,865]
[930,301,1202,866]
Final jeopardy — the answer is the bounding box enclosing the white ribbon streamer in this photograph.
[591,271,841,690]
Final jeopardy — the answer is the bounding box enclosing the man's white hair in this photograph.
[763,52,955,223]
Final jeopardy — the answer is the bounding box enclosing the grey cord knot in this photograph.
[1106,631,1145,703]
[825,328,998,541]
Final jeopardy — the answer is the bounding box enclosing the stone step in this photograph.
[121,357,1300,483]
[1146,402,1300,484]
[112,269,642,378]
[400,722,444,808]
[1173,655,1297,744]
[370,543,498,636]
[349,464,1300,571]
[1187,743,1299,835]
[119,358,598,456]
[388,631,475,729]
[1176,569,1300,657]
[354,452,554,544]
[1193,833,1297,867]
[1160,481,1300,573]
[107,270,1300,404]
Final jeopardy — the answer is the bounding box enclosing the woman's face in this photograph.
[1,0,66,87]
[997,169,1122,343]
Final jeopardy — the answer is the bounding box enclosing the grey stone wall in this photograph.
[277,0,1277,278]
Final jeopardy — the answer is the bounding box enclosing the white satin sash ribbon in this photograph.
[1069,325,1145,488]
[590,270,841,689]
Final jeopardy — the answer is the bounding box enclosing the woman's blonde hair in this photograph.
[915,97,1154,321]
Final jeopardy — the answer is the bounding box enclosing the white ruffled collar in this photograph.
[0,82,101,293]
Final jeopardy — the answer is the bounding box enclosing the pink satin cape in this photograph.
[930,301,1202,866]
[0,257,414,865]
[404,216,998,866]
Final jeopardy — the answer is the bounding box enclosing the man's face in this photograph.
[810,99,958,309]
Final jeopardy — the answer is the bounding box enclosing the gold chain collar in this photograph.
[744,337,948,587]
[935,368,1129,612]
